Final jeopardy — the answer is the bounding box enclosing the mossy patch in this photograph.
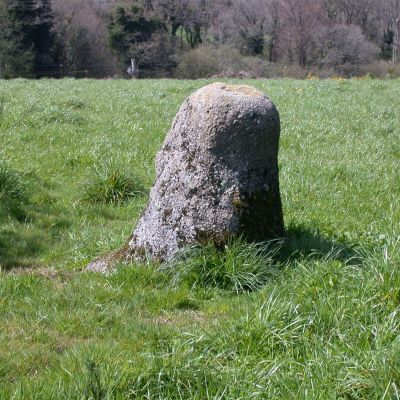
[223,83,264,97]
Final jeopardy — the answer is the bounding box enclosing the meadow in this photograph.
[0,78,399,399]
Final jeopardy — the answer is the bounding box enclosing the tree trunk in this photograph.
[393,18,399,63]
[131,58,139,79]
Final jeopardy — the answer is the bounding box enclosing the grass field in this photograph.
[0,78,399,399]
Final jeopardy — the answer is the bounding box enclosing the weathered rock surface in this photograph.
[129,82,284,260]
[87,82,284,271]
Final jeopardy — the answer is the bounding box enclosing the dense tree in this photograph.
[108,4,172,76]
[278,0,326,66]
[0,0,32,77]
[0,0,56,78]
[318,24,379,66]
[154,0,212,48]
[232,0,268,55]
[51,0,118,77]
[382,0,400,62]
[228,0,281,60]
[1,0,399,78]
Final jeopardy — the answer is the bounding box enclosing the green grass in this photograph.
[161,237,282,294]
[0,78,399,399]
[82,162,144,205]
[0,159,26,202]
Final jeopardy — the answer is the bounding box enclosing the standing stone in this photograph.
[87,82,284,272]
[127,82,284,261]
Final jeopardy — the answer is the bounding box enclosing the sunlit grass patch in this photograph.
[161,237,282,294]
[82,162,144,205]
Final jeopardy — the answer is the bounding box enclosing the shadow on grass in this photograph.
[0,194,71,271]
[0,198,43,270]
[0,228,44,270]
[279,224,359,264]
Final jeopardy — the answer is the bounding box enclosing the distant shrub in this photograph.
[320,24,379,68]
[277,64,309,79]
[358,61,400,78]
[176,46,276,79]
[174,38,391,80]
[0,160,26,201]
[176,47,221,79]
[161,237,282,294]
[82,164,143,205]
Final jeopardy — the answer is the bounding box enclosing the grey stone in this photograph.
[87,82,284,271]
[127,82,284,260]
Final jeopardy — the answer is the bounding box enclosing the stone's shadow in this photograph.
[278,224,359,264]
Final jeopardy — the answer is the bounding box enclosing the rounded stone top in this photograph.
[190,82,268,106]
[156,82,280,173]
[199,82,265,98]
[186,83,275,122]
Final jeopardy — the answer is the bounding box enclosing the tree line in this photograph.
[0,0,399,79]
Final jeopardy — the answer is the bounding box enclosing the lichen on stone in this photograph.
[126,82,284,262]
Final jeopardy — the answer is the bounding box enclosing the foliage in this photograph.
[54,23,94,78]
[0,0,56,78]
[108,5,170,75]
[176,46,278,78]
[176,46,220,78]
[319,24,380,66]
[2,0,400,78]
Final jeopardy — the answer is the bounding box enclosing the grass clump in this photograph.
[162,237,281,294]
[82,163,143,205]
[0,159,26,201]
